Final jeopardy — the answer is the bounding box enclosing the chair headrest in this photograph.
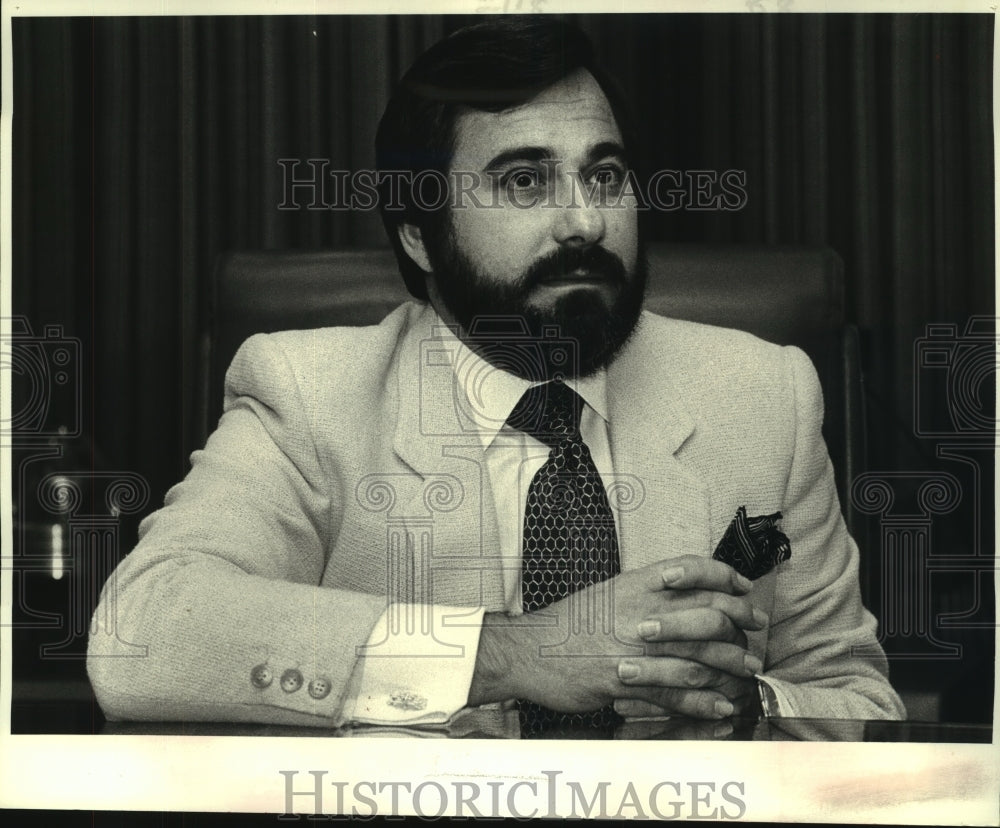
[213,243,845,355]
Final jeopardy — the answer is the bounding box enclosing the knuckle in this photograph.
[695,591,716,608]
[706,643,738,673]
[673,641,699,659]
[720,593,746,613]
[679,690,716,719]
[705,669,729,688]
[672,554,702,575]
[710,611,730,637]
[702,694,724,718]
[709,592,736,613]
[685,665,709,687]
[655,686,683,711]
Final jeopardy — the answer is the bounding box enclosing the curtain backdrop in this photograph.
[14,13,993,497]
[11,13,995,719]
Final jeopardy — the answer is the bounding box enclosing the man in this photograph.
[87,18,905,732]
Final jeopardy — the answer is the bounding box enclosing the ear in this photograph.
[397,222,433,274]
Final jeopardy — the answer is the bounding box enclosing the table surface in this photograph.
[13,698,992,742]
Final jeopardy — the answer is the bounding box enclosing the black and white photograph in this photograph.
[0,0,996,823]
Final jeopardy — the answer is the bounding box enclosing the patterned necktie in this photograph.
[507,380,623,737]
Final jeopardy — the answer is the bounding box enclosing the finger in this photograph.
[630,685,739,720]
[642,639,763,678]
[647,592,769,633]
[613,698,668,719]
[617,656,755,696]
[655,555,753,595]
[636,607,748,644]
[615,691,748,727]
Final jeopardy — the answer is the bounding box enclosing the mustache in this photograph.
[521,245,629,289]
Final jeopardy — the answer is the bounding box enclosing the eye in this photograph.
[502,167,542,190]
[588,164,625,188]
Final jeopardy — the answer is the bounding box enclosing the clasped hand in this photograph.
[472,556,766,720]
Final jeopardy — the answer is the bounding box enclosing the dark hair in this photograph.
[374,17,635,300]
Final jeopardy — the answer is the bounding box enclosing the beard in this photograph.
[424,226,648,381]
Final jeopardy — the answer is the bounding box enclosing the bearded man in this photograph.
[88,17,905,733]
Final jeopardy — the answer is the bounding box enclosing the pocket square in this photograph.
[712,506,791,581]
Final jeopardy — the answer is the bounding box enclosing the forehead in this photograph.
[450,68,622,167]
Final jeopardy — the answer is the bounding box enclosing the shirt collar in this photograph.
[428,310,610,451]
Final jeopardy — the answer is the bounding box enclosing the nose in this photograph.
[551,173,606,247]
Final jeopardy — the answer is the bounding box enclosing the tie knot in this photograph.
[507,381,583,448]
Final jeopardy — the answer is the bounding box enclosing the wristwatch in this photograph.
[756,678,780,718]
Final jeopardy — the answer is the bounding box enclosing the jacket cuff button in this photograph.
[280,668,304,693]
[250,664,273,689]
[308,677,332,700]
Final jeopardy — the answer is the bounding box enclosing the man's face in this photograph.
[421,68,646,380]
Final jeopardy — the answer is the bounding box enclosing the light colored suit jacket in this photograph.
[88,301,905,725]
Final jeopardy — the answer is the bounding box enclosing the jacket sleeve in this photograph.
[87,334,387,726]
[759,345,907,720]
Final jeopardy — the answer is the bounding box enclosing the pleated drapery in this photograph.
[14,14,992,500]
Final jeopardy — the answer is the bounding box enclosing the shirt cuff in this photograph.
[340,603,485,726]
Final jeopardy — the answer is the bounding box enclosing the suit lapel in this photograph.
[387,306,714,600]
[608,313,714,570]
[391,305,506,610]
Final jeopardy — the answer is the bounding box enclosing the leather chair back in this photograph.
[203,244,865,542]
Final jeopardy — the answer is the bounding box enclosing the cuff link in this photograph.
[250,664,273,689]
[388,688,427,711]
[280,668,304,693]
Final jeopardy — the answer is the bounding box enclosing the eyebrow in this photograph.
[584,141,628,167]
[483,146,550,171]
[483,141,628,172]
